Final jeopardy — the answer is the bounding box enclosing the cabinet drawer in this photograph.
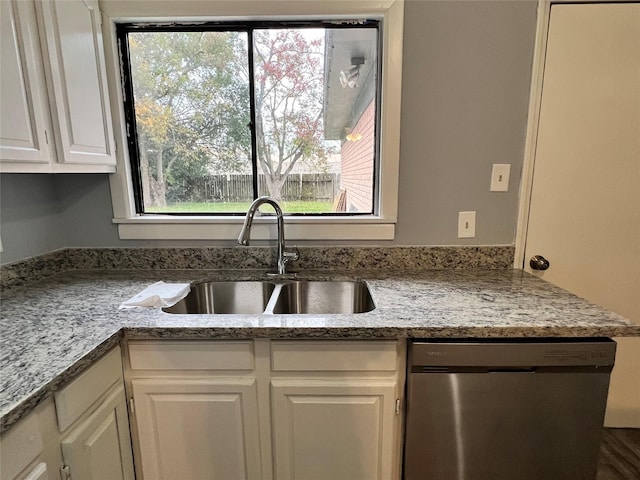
[55,347,122,432]
[128,341,254,371]
[0,410,43,480]
[271,341,398,372]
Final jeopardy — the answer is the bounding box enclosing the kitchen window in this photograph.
[105,1,403,240]
[119,21,379,215]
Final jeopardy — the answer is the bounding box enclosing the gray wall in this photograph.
[0,0,538,264]
[0,174,66,263]
[396,0,536,245]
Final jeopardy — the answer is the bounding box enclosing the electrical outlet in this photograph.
[490,164,511,192]
[458,211,476,238]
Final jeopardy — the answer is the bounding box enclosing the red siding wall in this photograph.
[340,101,375,213]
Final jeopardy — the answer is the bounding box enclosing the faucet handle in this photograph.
[283,246,300,264]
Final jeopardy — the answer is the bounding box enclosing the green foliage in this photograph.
[253,29,332,197]
[130,31,251,190]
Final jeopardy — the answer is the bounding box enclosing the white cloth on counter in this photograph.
[119,281,191,309]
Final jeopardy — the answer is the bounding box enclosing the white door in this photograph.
[60,386,135,480]
[522,3,640,426]
[271,379,397,480]
[131,377,263,480]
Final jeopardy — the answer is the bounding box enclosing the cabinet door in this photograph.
[21,463,49,480]
[271,379,398,480]
[37,0,116,167]
[0,0,52,169]
[0,408,44,480]
[131,377,263,480]
[59,385,134,480]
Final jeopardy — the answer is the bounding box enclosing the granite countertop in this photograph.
[1,267,638,432]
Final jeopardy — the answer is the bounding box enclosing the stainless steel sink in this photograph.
[163,280,374,314]
[270,281,375,314]
[163,281,275,314]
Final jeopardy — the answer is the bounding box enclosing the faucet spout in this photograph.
[237,197,299,275]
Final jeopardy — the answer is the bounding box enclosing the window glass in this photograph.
[122,23,378,215]
[128,30,252,213]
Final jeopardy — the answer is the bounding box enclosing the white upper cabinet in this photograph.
[37,0,115,168]
[0,0,53,170]
[0,0,116,173]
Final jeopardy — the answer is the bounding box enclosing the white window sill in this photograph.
[113,216,396,240]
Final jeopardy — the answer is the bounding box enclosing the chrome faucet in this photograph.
[238,197,299,275]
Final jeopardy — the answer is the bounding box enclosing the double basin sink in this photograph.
[163,280,375,315]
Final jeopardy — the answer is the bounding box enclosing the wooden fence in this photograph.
[170,173,340,203]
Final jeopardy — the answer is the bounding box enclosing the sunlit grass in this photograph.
[146,200,333,214]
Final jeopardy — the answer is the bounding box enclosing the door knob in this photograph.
[529,255,550,271]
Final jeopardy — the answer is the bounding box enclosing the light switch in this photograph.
[458,211,476,238]
[490,164,511,192]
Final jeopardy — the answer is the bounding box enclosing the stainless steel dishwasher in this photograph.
[403,338,616,480]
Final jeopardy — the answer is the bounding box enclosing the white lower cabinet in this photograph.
[131,378,262,480]
[20,463,49,480]
[271,379,398,480]
[270,340,403,480]
[0,399,59,480]
[3,340,404,480]
[1,346,134,480]
[59,385,133,480]
[125,339,404,480]
[55,346,134,480]
[126,340,264,480]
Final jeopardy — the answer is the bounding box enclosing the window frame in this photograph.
[118,20,381,217]
[102,0,404,241]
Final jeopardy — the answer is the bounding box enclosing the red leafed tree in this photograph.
[253,29,332,200]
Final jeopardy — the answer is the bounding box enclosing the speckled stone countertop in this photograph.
[1,248,638,432]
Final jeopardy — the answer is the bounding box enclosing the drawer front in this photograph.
[0,411,43,480]
[271,341,398,372]
[55,347,122,432]
[128,341,254,371]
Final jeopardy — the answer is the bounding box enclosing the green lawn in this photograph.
[146,200,333,214]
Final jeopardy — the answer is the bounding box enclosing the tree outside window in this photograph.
[120,23,378,215]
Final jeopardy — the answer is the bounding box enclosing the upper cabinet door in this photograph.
[0,0,53,169]
[37,0,116,166]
